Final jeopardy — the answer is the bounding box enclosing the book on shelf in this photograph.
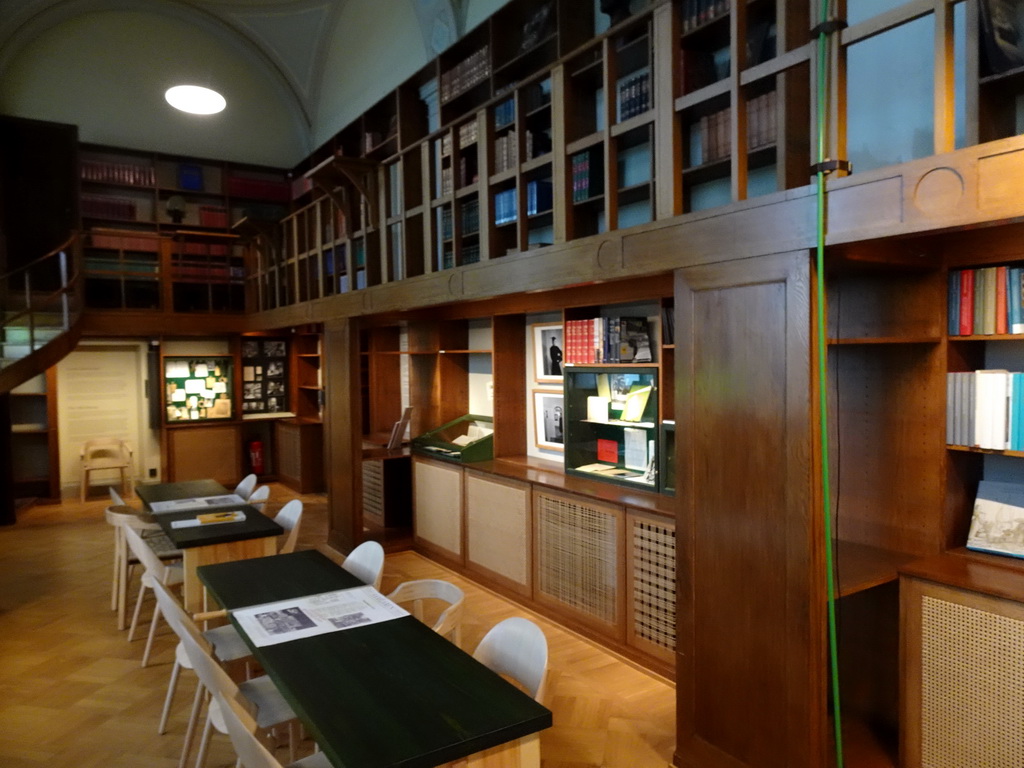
[949,266,1024,336]
[623,427,648,470]
[967,479,1024,559]
[946,369,1024,450]
[621,384,653,422]
[596,437,619,464]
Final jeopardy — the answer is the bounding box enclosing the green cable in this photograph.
[814,1,843,766]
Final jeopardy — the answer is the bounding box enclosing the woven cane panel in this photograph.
[413,459,462,556]
[465,474,529,587]
[629,515,676,653]
[535,492,618,625]
[920,595,1024,768]
[362,460,384,526]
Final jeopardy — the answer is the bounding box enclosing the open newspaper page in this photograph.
[231,586,409,647]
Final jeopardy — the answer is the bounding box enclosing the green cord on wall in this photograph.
[814,0,844,766]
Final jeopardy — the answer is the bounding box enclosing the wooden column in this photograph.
[323,315,361,554]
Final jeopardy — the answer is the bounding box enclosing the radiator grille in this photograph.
[630,516,676,652]
[535,493,617,624]
[921,595,1024,768]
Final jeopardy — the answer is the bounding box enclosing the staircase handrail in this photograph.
[0,233,77,283]
[1,231,82,350]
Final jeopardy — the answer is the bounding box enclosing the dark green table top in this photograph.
[198,550,552,768]
[136,479,230,506]
[156,505,282,549]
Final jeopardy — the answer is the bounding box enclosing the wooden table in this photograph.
[138,480,282,612]
[198,550,552,768]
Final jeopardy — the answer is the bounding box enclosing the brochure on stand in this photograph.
[231,586,409,647]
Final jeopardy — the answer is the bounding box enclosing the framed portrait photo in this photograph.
[533,389,564,452]
[531,322,564,383]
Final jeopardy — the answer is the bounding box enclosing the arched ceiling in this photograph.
[0,0,475,168]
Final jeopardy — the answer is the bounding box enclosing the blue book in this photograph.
[967,480,1024,558]
[948,270,960,336]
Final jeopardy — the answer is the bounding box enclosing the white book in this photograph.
[973,370,1010,449]
[623,427,648,471]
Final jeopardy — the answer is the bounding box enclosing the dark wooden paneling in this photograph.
[675,252,819,768]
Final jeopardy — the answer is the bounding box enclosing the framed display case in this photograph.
[563,365,658,490]
[659,420,675,496]
[240,336,289,414]
[164,356,233,423]
[411,414,494,463]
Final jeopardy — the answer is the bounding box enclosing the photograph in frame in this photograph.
[532,323,564,383]
[533,389,564,451]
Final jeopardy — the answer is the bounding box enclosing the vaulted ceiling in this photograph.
[0,0,493,168]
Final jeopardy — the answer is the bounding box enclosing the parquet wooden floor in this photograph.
[0,485,676,768]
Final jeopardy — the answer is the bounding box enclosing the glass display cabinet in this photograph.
[563,365,658,490]
[164,355,233,423]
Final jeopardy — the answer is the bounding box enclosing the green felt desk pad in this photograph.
[198,550,552,768]
[136,478,230,505]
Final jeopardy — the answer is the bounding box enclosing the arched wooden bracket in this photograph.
[306,152,380,227]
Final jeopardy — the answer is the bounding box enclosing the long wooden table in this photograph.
[137,480,282,611]
[198,550,552,768]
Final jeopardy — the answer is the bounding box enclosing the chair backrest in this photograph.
[109,486,127,507]
[341,540,385,590]
[473,617,548,702]
[82,438,131,465]
[273,499,303,554]
[248,484,270,512]
[386,579,464,642]
[211,685,284,768]
[233,473,258,501]
[123,523,174,583]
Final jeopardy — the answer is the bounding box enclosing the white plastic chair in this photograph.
[341,540,385,590]
[151,579,301,768]
[386,579,465,646]
[123,523,185,667]
[248,484,270,513]
[213,683,332,768]
[80,437,133,502]
[233,473,258,501]
[473,617,548,702]
[273,499,303,555]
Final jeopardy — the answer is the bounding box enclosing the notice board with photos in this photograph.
[241,337,289,414]
[164,356,233,422]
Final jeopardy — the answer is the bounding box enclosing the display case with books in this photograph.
[563,365,658,490]
[163,356,233,423]
[411,414,494,463]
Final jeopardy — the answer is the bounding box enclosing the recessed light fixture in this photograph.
[165,84,226,115]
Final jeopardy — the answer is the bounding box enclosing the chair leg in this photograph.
[111,528,121,612]
[178,684,205,768]
[193,712,214,768]
[117,557,131,631]
[142,602,163,667]
[128,580,149,642]
[159,659,182,734]
[80,467,88,503]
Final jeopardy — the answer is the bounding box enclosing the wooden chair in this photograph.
[340,540,385,590]
[151,579,302,768]
[233,473,258,501]
[386,579,465,647]
[80,437,133,502]
[123,523,185,667]
[273,499,303,554]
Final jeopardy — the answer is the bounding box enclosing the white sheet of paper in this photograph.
[172,390,187,402]
[213,381,227,393]
[232,586,409,647]
[149,494,246,514]
[194,364,209,377]
[184,379,203,393]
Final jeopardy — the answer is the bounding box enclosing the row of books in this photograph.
[946,370,1024,451]
[493,98,515,130]
[461,199,480,235]
[696,107,731,164]
[198,205,229,228]
[175,242,232,256]
[438,122,479,159]
[90,232,159,252]
[747,91,778,150]
[525,128,552,160]
[616,71,652,122]
[570,150,604,203]
[81,160,155,187]
[564,316,653,364]
[493,130,519,174]
[440,45,490,103]
[494,188,518,226]
[82,194,138,221]
[948,266,1024,336]
[681,0,730,34]
[526,180,553,217]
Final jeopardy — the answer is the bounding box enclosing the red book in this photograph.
[597,438,618,464]
[996,266,1008,334]
[959,269,974,336]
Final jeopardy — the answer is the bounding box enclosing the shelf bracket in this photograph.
[232,217,282,260]
[306,153,380,229]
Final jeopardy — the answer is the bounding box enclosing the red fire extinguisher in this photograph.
[248,439,264,475]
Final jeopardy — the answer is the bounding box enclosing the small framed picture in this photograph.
[533,389,564,452]
[531,322,564,383]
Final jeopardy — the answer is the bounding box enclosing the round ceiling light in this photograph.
[165,85,226,115]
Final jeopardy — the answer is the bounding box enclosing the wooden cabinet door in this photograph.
[674,252,821,768]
